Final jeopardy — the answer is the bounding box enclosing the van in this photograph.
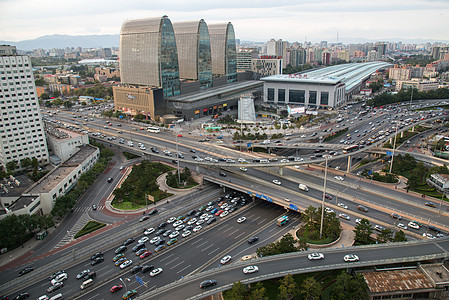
[49,294,64,300]
[80,278,93,290]
[298,184,309,192]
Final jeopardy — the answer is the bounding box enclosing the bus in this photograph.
[276,215,289,226]
[343,145,359,154]
[147,126,161,133]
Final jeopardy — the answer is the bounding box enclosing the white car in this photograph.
[173,220,183,227]
[221,203,229,209]
[187,218,197,225]
[120,259,133,269]
[408,222,420,230]
[335,166,341,170]
[325,207,334,214]
[273,180,281,185]
[280,159,289,163]
[243,265,259,274]
[138,237,149,244]
[175,224,185,231]
[397,223,407,230]
[220,211,229,218]
[182,230,192,238]
[355,218,362,225]
[144,228,155,235]
[169,231,179,239]
[240,167,248,172]
[338,213,350,220]
[334,176,344,181]
[51,273,68,286]
[205,206,214,211]
[150,236,161,244]
[237,217,247,223]
[308,253,324,260]
[423,233,435,239]
[150,267,163,277]
[196,219,205,226]
[167,217,176,223]
[343,254,359,262]
[200,213,209,220]
[193,226,202,232]
[337,203,348,209]
[220,255,232,265]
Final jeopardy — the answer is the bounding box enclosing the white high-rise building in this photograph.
[0,45,49,170]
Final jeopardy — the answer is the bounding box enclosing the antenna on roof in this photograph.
[336,30,339,43]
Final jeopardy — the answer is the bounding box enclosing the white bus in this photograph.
[147,126,161,133]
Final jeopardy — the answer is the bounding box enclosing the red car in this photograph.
[140,251,151,259]
[177,134,182,137]
[215,210,224,216]
[110,284,123,293]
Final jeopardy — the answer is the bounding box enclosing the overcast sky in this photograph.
[1,0,448,43]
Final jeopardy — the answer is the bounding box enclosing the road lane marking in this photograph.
[221,227,233,233]
[258,218,267,225]
[160,253,174,262]
[201,244,214,252]
[195,241,209,248]
[164,256,179,266]
[208,247,221,255]
[177,264,192,274]
[87,294,100,300]
[227,229,239,236]
[170,260,185,270]
[190,237,204,245]
[253,216,261,221]
[96,265,109,273]
[234,232,246,239]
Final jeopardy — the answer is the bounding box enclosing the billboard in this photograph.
[290,107,306,115]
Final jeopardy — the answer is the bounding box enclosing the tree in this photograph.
[20,158,32,169]
[52,90,61,98]
[377,228,393,243]
[278,274,298,300]
[227,281,249,299]
[393,230,407,242]
[300,277,322,300]
[40,92,50,100]
[6,160,17,172]
[353,219,373,245]
[248,282,267,300]
[332,273,368,300]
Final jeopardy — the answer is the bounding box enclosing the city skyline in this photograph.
[1,0,449,44]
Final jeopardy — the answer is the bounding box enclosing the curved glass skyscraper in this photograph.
[208,22,237,83]
[120,16,180,98]
[173,20,212,90]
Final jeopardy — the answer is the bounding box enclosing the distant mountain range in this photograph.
[1,34,448,52]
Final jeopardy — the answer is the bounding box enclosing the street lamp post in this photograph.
[389,122,399,174]
[120,277,130,293]
[175,126,181,185]
[320,155,331,239]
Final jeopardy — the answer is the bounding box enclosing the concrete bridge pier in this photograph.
[401,131,404,138]
[196,165,200,173]
[347,155,352,172]
[279,166,284,176]
[268,147,271,154]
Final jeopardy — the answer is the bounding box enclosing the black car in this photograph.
[248,236,259,244]
[48,270,65,281]
[190,149,196,153]
[141,265,155,273]
[428,225,441,233]
[84,271,96,280]
[206,217,216,225]
[91,256,104,266]
[154,239,166,246]
[115,246,127,254]
[132,243,146,252]
[140,215,150,222]
[156,228,166,236]
[76,269,90,279]
[390,213,402,220]
[162,230,172,237]
[187,210,196,216]
[18,267,34,277]
[200,279,217,289]
[107,177,113,183]
[123,238,135,246]
[13,293,30,300]
[158,222,167,229]
[357,205,368,212]
[91,252,103,260]
[130,265,143,274]
[219,172,227,177]
[148,208,158,215]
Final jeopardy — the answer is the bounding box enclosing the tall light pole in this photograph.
[389,121,398,174]
[175,125,181,185]
[120,277,130,293]
[320,155,331,239]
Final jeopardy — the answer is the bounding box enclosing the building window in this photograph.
[309,91,317,105]
[267,88,275,101]
[289,90,305,103]
[320,91,329,106]
[278,89,285,102]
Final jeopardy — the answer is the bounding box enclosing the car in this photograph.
[155,238,166,246]
[391,213,402,220]
[219,172,227,177]
[51,273,68,286]
[220,211,229,218]
[156,229,166,236]
[357,205,368,212]
[237,217,247,223]
[427,225,441,233]
[173,220,183,227]
[115,258,127,266]
[76,269,90,279]
[423,232,435,239]
[308,253,324,260]
[113,253,125,262]
[110,285,123,293]
[338,213,350,220]
[325,207,334,214]
[215,210,224,216]
[193,225,202,232]
[337,203,348,209]
[184,225,194,232]
[169,231,179,239]
[138,237,149,244]
[139,250,152,259]
[150,267,163,277]
[248,236,259,244]
[343,254,359,262]
[148,208,158,215]
[210,208,218,214]
[130,265,143,274]
[425,201,437,208]
[18,267,34,277]
[374,225,384,232]
[182,230,192,238]
[334,176,344,181]
[46,281,63,293]
[92,204,97,210]
[205,206,214,212]
[200,279,217,289]
[120,259,133,269]
[91,252,103,260]
[13,293,30,300]
[207,217,217,225]
[397,223,407,230]
[107,177,113,183]
[135,248,148,256]
[142,265,155,273]
[167,238,178,246]
[273,179,281,185]
[243,265,259,274]
[158,222,167,229]
[175,224,185,231]
[355,218,362,225]
[408,222,420,230]
[324,194,333,200]
[144,228,155,235]
[115,246,128,254]
[139,215,150,222]
[167,217,177,223]
[240,167,248,172]
[122,289,137,299]
[123,238,135,246]
[163,230,172,237]
[91,256,104,266]
[220,255,232,265]
[187,218,197,225]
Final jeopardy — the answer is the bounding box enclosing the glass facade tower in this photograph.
[208,22,237,83]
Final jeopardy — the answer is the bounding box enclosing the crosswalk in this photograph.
[71,205,106,212]
[53,213,94,249]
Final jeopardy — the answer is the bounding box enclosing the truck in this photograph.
[276,215,289,226]
[298,184,309,191]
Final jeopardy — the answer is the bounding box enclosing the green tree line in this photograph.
[367,88,449,107]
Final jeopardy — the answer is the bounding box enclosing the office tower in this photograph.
[119,16,181,98]
[208,22,237,83]
[173,19,212,90]
[0,45,49,169]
